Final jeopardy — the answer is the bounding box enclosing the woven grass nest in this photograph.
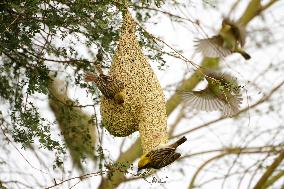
[100,11,168,153]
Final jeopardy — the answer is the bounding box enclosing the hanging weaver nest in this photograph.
[100,11,168,153]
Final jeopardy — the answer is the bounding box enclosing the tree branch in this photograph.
[263,169,284,189]
[252,150,284,189]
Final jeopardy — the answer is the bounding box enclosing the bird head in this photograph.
[138,153,151,171]
[114,91,125,104]
[221,19,232,33]
[221,24,232,33]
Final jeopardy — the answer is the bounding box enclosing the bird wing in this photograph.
[205,72,243,116]
[150,148,175,162]
[180,89,225,112]
[157,152,181,169]
[149,148,177,169]
[239,26,246,47]
[195,36,231,58]
[101,75,125,90]
[230,22,246,47]
[221,93,243,117]
[98,74,125,97]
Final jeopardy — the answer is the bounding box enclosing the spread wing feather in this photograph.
[180,90,225,112]
[195,36,231,58]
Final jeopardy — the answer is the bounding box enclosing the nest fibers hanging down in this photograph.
[100,11,168,153]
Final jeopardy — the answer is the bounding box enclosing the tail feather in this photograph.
[240,51,251,60]
[236,49,251,60]
[170,136,187,149]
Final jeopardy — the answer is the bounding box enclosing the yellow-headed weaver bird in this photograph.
[195,18,251,60]
[85,72,125,104]
[180,72,242,117]
[138,136,187,171]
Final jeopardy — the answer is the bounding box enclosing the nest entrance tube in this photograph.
[100,11,168,153]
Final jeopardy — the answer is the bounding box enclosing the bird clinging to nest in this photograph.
[85,49,126,104]
[138,136,187,171]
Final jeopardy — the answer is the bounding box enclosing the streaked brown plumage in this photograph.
[85,48,126,104]
[138,136,187,171]
[85,72,125,104]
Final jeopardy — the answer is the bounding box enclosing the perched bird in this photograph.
[180,72,242,117]
[138,136,187,171]
[85,49,126,104]
[85,72,125,104]
[195,18,251,60]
